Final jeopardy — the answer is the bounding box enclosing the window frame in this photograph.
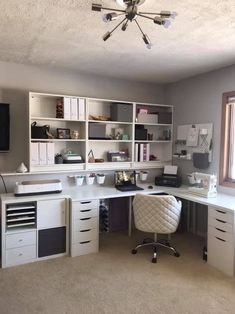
[220,91,235,188]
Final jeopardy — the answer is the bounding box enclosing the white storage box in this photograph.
[137,113,158,124]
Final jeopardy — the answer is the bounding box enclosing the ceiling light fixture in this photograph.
[91,0,177,49]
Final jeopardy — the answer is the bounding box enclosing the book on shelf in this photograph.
[135,143,150,162]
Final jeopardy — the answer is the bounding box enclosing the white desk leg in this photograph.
[128,197,132,237]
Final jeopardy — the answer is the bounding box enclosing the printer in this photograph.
[155,165,181,188]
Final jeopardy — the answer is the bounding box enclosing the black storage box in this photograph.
[158,112,172,124]
[135,126,147,140]
[111,103,132,122]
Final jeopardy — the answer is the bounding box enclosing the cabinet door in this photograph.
[37,199,66,229]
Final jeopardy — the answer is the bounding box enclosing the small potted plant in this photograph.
[75,175,84,186]
[96,173,105,185]
[86,173,96,185]
[140,171,148,181]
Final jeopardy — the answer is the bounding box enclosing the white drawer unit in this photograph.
[71,200,99,257]
[208,206,235,276]
[6,245,37,266]
[6,231,36,249]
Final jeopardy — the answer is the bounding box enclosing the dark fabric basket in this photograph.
[31,122,49,139]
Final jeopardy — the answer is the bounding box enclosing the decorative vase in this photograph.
[16,162,28,173]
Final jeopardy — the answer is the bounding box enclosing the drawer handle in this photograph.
[18,253,23,256]
[18,239,23,242]
[80,201,91,204]
[81,209,91,213]
[215,228,226,233]
[80,229,91,232]
[80,241,91,244]
[80,218,91,221]
[216,219,226,224]
[215,236,226,242]
[216,210,226,214]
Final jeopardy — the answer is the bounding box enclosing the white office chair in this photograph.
[132,194,182,263]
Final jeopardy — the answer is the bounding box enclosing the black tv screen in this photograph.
[0,103,10,151]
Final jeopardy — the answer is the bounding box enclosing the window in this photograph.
[220,91,235,187]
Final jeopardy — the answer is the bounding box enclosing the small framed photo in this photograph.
[57,128,70,139]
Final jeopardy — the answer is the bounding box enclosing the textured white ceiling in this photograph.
[0,0,235,83]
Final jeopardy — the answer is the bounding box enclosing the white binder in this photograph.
[71,98,78,120]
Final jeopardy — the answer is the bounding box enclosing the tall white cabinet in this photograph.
[28,92,173,172]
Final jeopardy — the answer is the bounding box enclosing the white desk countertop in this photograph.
[1,184,235,212]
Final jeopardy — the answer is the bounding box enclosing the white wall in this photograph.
[166,64,235,195]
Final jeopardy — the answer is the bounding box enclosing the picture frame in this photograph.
[57,128,70,139]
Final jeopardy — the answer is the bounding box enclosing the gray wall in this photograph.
[0,60,165,174]
[0,60,165,193]
[166,64,235,195]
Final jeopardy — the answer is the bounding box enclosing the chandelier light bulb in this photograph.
[163,19,171,29]
[171,11,178,19]
[102,12,118,22]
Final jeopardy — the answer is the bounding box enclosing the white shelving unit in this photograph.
[28,92,173,172]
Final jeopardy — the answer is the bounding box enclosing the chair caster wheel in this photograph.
[132,249,137,254]
[152,257,157,263]
[174,252,180,257]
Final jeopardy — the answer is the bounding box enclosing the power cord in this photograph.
[0,174,7,193]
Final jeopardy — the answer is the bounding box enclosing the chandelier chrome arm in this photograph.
[92,3,125,13]
[103,16,127,41]
[134,19,152,49]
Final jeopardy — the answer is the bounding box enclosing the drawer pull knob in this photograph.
[215,228,226,233]
[80,201,91,204]
[215,236,226,242]
[216,210,226,214]
[80,229,91,232]
[80,218,91,221]
[80,240,91,244]
[216,219,226,224]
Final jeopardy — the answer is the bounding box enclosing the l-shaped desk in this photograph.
[1,183,235,276]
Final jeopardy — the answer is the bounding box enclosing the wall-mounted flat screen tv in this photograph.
[0,103,10,152]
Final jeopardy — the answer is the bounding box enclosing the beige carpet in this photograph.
[0,231,235,314]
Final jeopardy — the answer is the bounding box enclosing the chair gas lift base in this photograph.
[131,234,180,263]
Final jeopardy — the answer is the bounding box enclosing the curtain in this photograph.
[228,103,235,180]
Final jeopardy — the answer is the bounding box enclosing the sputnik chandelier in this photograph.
[92,0,177,49]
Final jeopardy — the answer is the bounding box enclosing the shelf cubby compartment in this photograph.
[135,103,173,125]
[6,202,37,231]
[29,92,86,121]
[87,141,132,164]
[88,98,133,123]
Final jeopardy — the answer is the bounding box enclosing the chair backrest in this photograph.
[133,194,182,234]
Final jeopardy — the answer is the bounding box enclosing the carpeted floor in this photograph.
[0,231,235,314]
